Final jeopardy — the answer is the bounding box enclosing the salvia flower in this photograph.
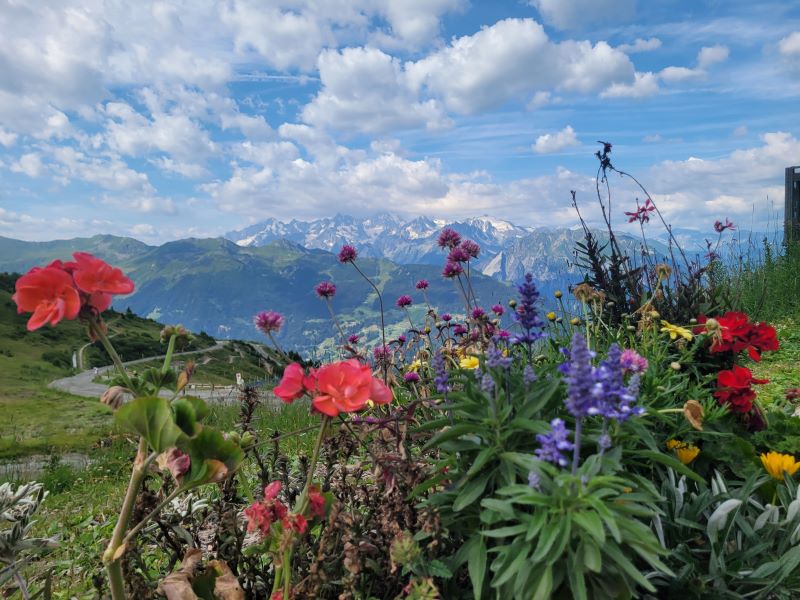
[486,342,512,369]
[396,295,413,308]
[254,310,284,334]
[433,351,449,394]
[535,418,573,468]
[563,333,599,418]
[523,364,538,386]
[437,227,462,249]
[314,281,337,298]
[527,471,541,490]
[512,273,546,346]
[480,372,495,393]
[415,279,429,290]
[442,261,464,278]
[338,244,358,263]
[460,240,480,259]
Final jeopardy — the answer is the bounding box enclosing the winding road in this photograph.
[48,341,245,402]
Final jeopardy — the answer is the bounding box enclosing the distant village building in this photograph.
[787,166,800,244]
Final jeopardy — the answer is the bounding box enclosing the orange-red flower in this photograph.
[312,359,393,417]
[696,311,778,361]
[12,266,81,331]
[69,252,134,296]
[713,364,768,413]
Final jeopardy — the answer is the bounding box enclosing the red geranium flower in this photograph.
[69,252,135,296]
[697,311,779,361]
[274,363,308,403]
[12,266,81,331]
[714,365,768,413]
[307,485,326,518]
[311,359,393,417]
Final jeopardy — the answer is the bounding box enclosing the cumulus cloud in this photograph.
[659,45,729,83]
[0,127,18,147]
[778,32,800,57]
[527,0,636,31]
[617,37,661,53]
[533,126,580,154]
[697,45,729,69]
[10,153,45,178]
[601,72,659,98]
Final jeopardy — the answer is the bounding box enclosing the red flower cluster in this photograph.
[273,359,393,417]
[12,252,134,331]
[714,365,768,413]
[244,481,327,539]
[696,311,778,362]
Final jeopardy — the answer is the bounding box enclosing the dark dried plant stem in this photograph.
[349,261,388,384]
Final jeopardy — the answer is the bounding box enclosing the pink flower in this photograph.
[254,310,284,334]
[337,245,357,263]
[619,349,649,374]
[314,281,336,298]
[437,227,462,249]
[12,266,81,331]
[415,279,429,290]
[396,295,412,308]
[311,359,393,417]
[273,363,307,403]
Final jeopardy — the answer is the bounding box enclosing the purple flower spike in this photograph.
[315,281,337,298]
[535,418,573,468]
[338,244,357,263]
[396,294,413,308]
[460,240,480,259]
[437,227,462,249]
[254,310,284,334]
[512,273,545,346]
[442,262,464,279]
[415,279,429,290]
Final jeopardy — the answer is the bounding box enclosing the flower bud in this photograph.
[655,263,673,280]
[240,431,254,447]
[546,311,557,322]
[100,386,128,410]
[689,318,698,324]
[508,299,517,308]
[570,317,581,326]
[704,318,719,331]
[626,325,636,331]
[423,326,431,334]
[670,361,681,371]
[554,290,563,299]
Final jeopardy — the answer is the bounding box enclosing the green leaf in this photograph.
[532,565,553,600]
[638,450,704,484]
[427,559,453,579]
[116,396,183,453]
[454,472,491,512]
[467,535,487,600]
[467,448,497,477]
[182,396,210,422]
[581,539,602,573]
[482,524,527,538]
[493,543,529,588]
[531,521,560,563]
[173,398,198,436]
[182,428,244,487]
[573,510,605,545]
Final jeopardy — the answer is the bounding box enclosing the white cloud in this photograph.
[617,37,661,53]
[10,153,45,178]
[527,0,636,30]
[533,126,580,154]
[526,91,553,110]
[406,19,636,114]
[150,157,210,179]
[601,72,659,98]
[659,66,704,83]
[0,127,18,147]
[778,32,800,57]
[367,0,466,49]
[697,45,729,69]
[642,134,662,143]
[51,146,153,193]
[302,46,449,132]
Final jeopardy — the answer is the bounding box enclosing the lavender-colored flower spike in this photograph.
[535,418,574,468]
[338,245,357,263]
[564,333,596,418]
[527,471,541,490]
[480,372,495,393]
[512,273,546,346]
[433,351,449,394]
[523,364,537,386]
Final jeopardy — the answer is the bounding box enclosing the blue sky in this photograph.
[0,0,798,242]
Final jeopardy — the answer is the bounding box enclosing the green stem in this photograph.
[90,318,134,390]
[161,334,177,376]
[103,438,152,600]
[278,416,331,598]
[350,261,388,385]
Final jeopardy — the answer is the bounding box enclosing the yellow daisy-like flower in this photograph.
[459,356,479,370]
[546,311,557,321]
[760,451,800,481]
[407,359,424,372]
[660,320,694,341]
[666,439,700,465]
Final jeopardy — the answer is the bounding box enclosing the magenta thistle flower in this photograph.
[620,349,648,374]
[437,227,462,249]
[338,244,357,263]
[442,261,464,279]
[347,334,360,344]
[415,279,429,290]
[404,372,421,383]
[441,313,452,322]
[315,281,337,298]
[453,324,467,336]
[471,307,486,319]
[254,310,284,334]
[373,344,391,359]
[397,334,407,344]
[396,294,413,308]
[460,240,480,259]
[714,218,735,233]
[447,246,470,263]
[491,304,504,316]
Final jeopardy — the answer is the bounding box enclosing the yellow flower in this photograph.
[667,439,700,465]
[459,356,479,370]
[407,359,424,372]
[760,451,800,481]
[660,320,694,341]
[546,311,557,321]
